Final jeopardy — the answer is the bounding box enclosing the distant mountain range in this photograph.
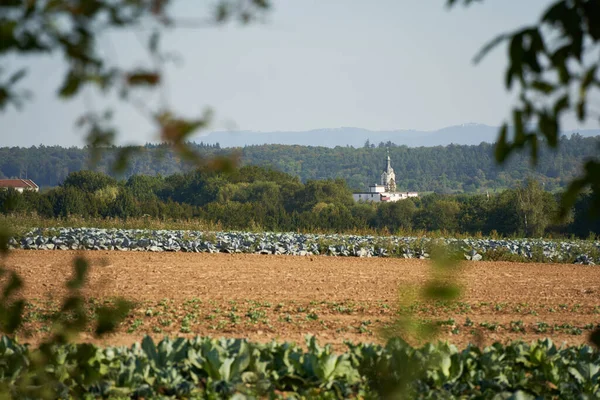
[195,123,600,148]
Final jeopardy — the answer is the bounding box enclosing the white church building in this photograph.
[352,152,418,203]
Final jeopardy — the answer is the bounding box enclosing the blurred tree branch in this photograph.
[449,0,600,347]
[0,0,271,171]
[448,0,600,218]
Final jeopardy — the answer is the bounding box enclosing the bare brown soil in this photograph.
[4,250,600,350]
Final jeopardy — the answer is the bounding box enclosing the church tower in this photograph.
[381,150,396,192]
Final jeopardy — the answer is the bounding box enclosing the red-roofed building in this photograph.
[0,179,39,193]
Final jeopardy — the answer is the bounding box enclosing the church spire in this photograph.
[386,148,391,171]
[381,148,396,192]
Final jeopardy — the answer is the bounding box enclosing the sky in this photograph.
[3,0,584,147]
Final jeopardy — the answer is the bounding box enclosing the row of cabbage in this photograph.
[0,335,598,398]
[11,227,600,264]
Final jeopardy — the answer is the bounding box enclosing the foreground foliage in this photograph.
[449,0,600,217]
[0,335,598,399]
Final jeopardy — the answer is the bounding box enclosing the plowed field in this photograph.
[4,250,600,349]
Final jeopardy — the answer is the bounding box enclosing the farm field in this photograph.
[6,250,600,349]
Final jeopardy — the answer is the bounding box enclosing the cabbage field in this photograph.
[11,227,600,264]
[1,334,599,398]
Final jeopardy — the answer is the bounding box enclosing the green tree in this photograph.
[350,203,377,230]
[62,170,117,193]
[415,198,460,232]
[0,189,26,214]
[47,187,90,218]
[514,179,559,236]
[376,200,417,232]
[293,179,354,213]
[484,190,521,236]
[109,190,140,219]
[126,175,165,202]
[456,194,491,234]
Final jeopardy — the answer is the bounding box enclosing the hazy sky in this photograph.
[3,0,578,147]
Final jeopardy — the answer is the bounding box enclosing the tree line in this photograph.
[0,134,598,193]
[0,166,598,238]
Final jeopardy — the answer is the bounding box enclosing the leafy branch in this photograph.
[448,0,600,217]
[0,0,271,171]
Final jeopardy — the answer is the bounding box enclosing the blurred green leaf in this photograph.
[67,257,89,290]
[61,295,84,312]
[576,99,585,121]
[0,226,11,256]
[583,1,600,40]
[157,111,212,143]
[206,154,239,174]
[125,70,161,87]
[1,299,24,334]
[507,32,524,88]
[590,328,600,348]
[112,146,141,174]
[558,159,600,219]
[494,124,509,163]
[8,68,27,85]
[58,71,83,98]
[94,299,133,336]
[447,0,482,6]
[531,81,555,94]
[472,33,507,64]
[581,66,597,91]
[2,271,22,300]
[538,111,558,147]
[423,281,461,301]
[58,295,89,336]
[149,31,160,53]
[552,95,569,117]
[513,110,525,144]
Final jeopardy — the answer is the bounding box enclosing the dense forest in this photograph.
[0,134,598,193]
[1,167,598,238]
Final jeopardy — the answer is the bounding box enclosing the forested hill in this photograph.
[0,134,598,193]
